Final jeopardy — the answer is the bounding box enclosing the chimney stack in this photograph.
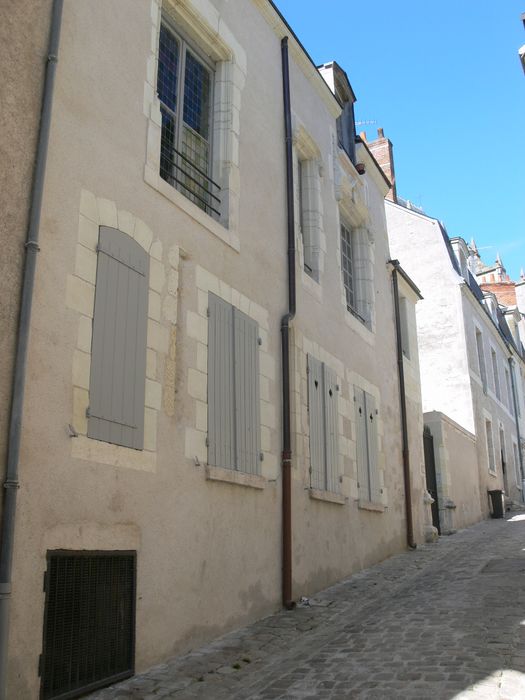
[367,127,397,203]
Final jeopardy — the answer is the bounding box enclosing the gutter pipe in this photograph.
[390,260,417,549]
[0,1,63,695]
[280,36,296,610]
[508,357,525,497]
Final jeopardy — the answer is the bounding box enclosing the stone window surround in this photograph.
[292,119,325,295]
[334,143,376,341]
[184,265,278,489]
[291,329,387,508]
[67,189,179,473]
[143,0,246,253]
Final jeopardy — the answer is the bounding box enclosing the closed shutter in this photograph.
[354,386,369,501]
[207,293,235,468]
[233,307,260,474]
[365,391,381,502]
[308,355,324,490]
[88,227,148,449]
[323,365,339,493]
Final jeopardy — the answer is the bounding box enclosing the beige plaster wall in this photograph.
[424,411,482,532]
[6,1,425,696]
[0,0,52,507]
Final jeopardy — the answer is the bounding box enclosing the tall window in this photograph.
[485,419,495,473]
[307,356,339,493]
[341,221,356,313]
[297,160,310,276]
[505,367,512,410]
[297,157,321,281]
[475,329,487,393]
[207,294,260,474]
[157,21,219,217]
[513,442,521,486]
[491,349,501,400]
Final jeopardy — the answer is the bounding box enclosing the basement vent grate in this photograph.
[40,550,136,700]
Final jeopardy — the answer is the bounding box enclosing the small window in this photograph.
[491,349,501,400]
[207,294,260,473]
[88,227,149,450]
[308,356,339,493]
[486,419,495,473]
[355,386,381,503]
[475,329,487,393]
[157,21,220,217]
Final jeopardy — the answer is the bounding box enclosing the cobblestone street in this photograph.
[90,514,525,700]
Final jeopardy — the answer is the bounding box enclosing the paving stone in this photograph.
[87,514,525,700]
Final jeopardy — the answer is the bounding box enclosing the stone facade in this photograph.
[1,2,428,697]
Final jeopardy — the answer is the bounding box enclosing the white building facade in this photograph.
[386,201,525,531]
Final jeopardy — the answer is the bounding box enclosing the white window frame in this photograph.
[144,1,246,249]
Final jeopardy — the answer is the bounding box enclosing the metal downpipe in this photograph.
[390,262,416,549]
[0,1,63,695]
[280,36,296,610]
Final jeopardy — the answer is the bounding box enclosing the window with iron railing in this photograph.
[157,21,220,218]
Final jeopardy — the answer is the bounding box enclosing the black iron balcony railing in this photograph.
[160,144,221,218]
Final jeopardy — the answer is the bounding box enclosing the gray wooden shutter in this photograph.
[207,293,235,468]
[354,386,369,501]
[233,307,260,474]
[308,355,324,490]
[88,227,148,449]
[365,392,381,502]
[323,365,339,493]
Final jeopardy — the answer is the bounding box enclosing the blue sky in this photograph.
[276,1,525,281]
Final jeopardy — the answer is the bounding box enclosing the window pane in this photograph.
[159,109,176,185]
[183,50,211,140]
[157,24,179,114]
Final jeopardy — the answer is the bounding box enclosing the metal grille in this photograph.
[157,22,220,217]
[41,551,136,700]
[340,222,355,311]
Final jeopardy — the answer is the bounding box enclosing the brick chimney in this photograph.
[367,127,397,202]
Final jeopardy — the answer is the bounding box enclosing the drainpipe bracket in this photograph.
[0,584,12,598]
[24,241,40,252]
[3,480,20,490]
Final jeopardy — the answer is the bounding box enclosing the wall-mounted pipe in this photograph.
[280,36,296,610]
[508,356,524,496]
[0,1,63,695]
[390,260,416,550]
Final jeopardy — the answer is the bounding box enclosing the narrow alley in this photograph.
[89,514,525,700]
